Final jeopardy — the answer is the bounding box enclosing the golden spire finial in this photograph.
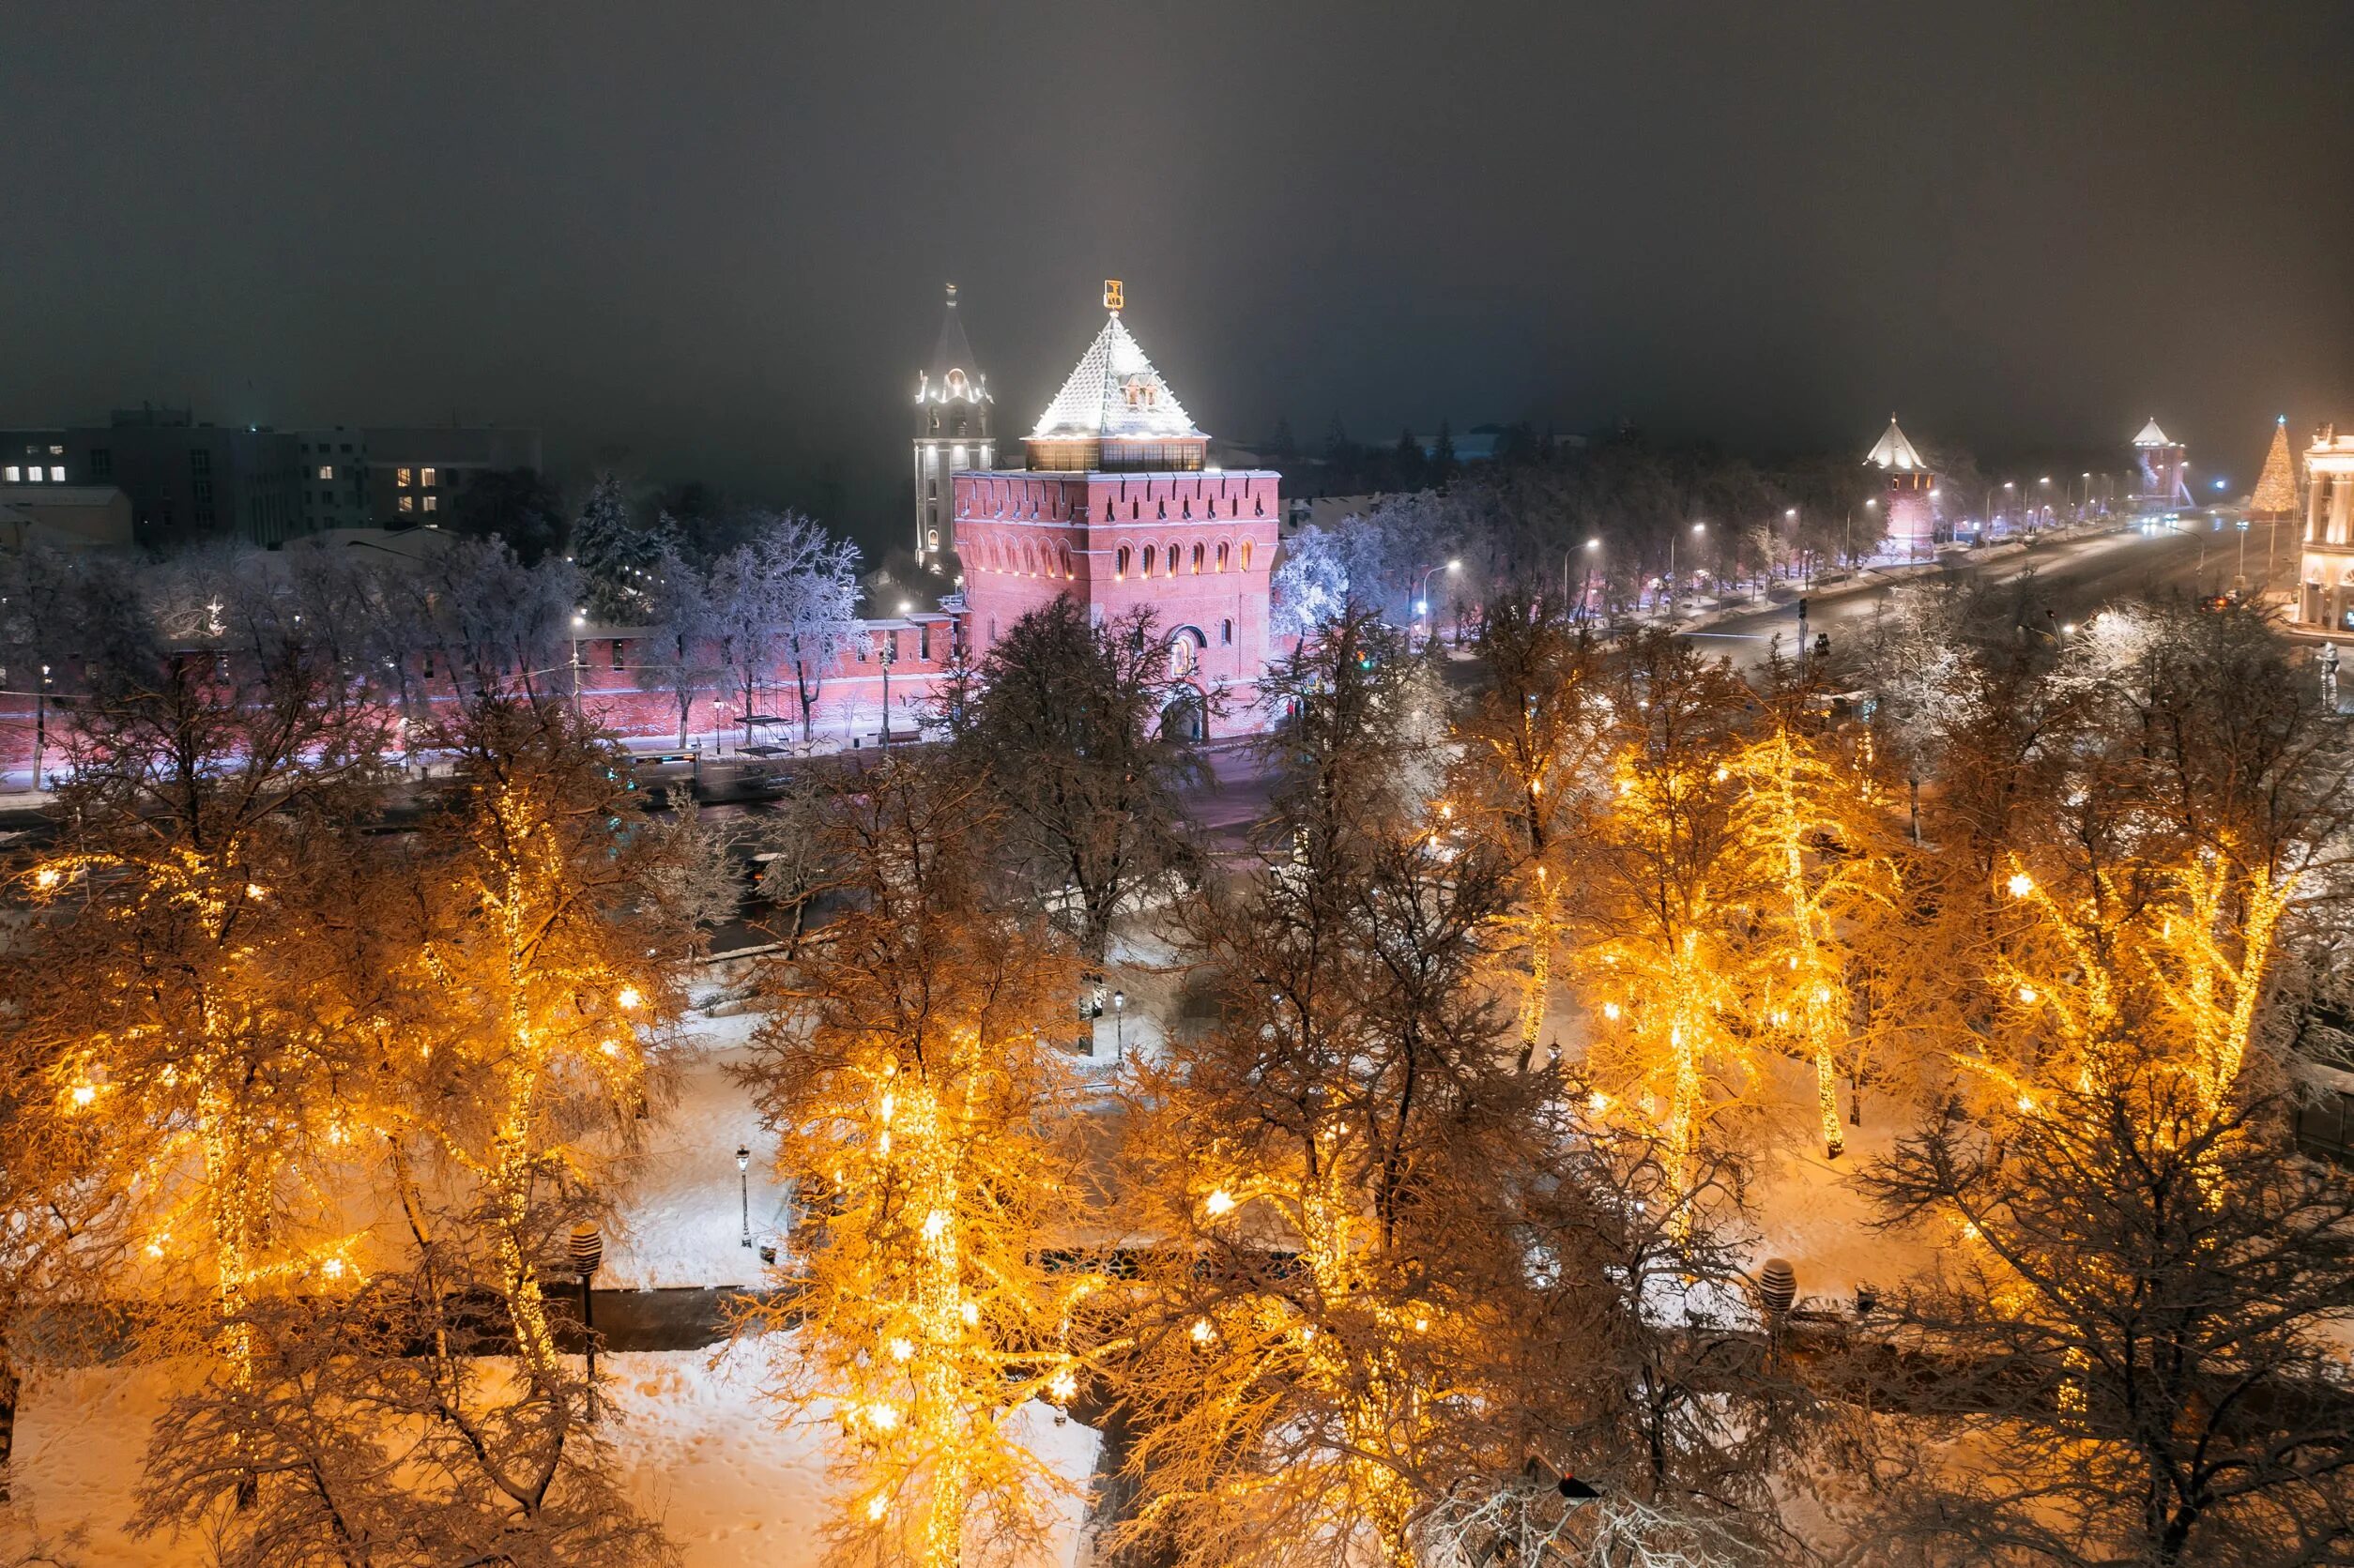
[1103,279,1124,312]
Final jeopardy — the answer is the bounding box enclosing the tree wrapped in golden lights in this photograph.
[1966,602,2347,1121]
[1722,671,1904,1156]
[69,686,683,1563]
[1110,609,1542,1568]
[741,755,1094,1568]
[10,631,387,1385]
[1570,632,1756,1197]
[1454,589,1611,1068]
[397,691,681,1396]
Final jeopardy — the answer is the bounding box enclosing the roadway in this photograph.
[1688,518,2285,671]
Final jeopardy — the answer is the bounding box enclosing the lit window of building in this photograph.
[2,466,16,482]
[49,466,63,481]
[317,464,334,480]
[422,495,438,512]
[396,467,413,487]
[420,466,437,488]
[399,495,414,513]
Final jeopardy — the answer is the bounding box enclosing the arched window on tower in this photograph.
[1220,617,1233,646]
[1215,540,1229,571]
[1116,545,1131,580]
[1059,544,1074,578]
[1166,547,1179,578]
[1190,542,1204,574]
[1141,545,1156,576]
[1240,540,1255,571]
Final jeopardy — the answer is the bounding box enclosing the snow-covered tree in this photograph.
[568,473,663,622]
[635,540,725,748]
[741,755,1094,1568]
[950,599,1200,967]
[1850,1062,2354,1568]
[698,510,861,742]
[1108,609,1536,1568]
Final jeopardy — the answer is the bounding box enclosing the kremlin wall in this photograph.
[0,281,2327,785]
[0,285,1287,784]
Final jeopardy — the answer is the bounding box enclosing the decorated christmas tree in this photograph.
[2250,416,2300,518]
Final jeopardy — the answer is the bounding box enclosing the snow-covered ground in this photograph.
[0,1348,1099,1568]
[605,1005,788,1289]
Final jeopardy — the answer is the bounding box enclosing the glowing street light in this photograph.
[1667,522,1704,618]
[737,1144,753,1248]
[1414,559,1462,639]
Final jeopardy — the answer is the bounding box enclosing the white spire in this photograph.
[1030,312,1207,444]
[2133,417,2173,447]
[1864,415,1928,472]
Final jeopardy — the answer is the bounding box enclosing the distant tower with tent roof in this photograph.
[912,283,994,572]
[2132,417,2191,512]
[1864,415,1936,560]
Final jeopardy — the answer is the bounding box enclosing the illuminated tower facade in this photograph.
[2132,417,2191,513]
[1863,415,1936,560]
[912,284,994,573]
[954,282,1279,739]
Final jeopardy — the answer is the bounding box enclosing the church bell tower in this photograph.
[912,283,994,572]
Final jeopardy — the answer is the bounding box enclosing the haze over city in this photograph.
[5,0,2350,548]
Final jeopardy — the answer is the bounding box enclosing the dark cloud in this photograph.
[3,0,2346,551]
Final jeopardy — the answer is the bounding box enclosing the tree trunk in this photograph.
[0,1342,17,1504]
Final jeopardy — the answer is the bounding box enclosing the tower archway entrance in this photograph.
[1160,687,1206,743]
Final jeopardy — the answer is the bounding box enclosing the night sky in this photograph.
[5,1,2348,552]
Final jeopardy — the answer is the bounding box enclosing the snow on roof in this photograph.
[1030,312,1206,444]
[2133,417,2174,447]
[1863,416,1928,472]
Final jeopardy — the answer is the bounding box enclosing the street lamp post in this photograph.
[1564,538,1600,618]
[571,611,586,718]
[1111,989,1125,1060]
[1414,559,1461,643]
[737,1145,752,1248]
[1667,522,1704,621]
[1784,507,1801,586]
[569,1221,604,1411]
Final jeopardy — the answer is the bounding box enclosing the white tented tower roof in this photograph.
[1864,416,1929,472]
[1030,312,1207,443]
[2133,418,2174,447]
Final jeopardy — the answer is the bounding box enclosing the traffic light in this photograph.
[1796,598,1809,620]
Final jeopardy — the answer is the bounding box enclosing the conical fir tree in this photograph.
[2250,416,2300,518]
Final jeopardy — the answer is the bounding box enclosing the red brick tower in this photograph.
[954,282,1279,738]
